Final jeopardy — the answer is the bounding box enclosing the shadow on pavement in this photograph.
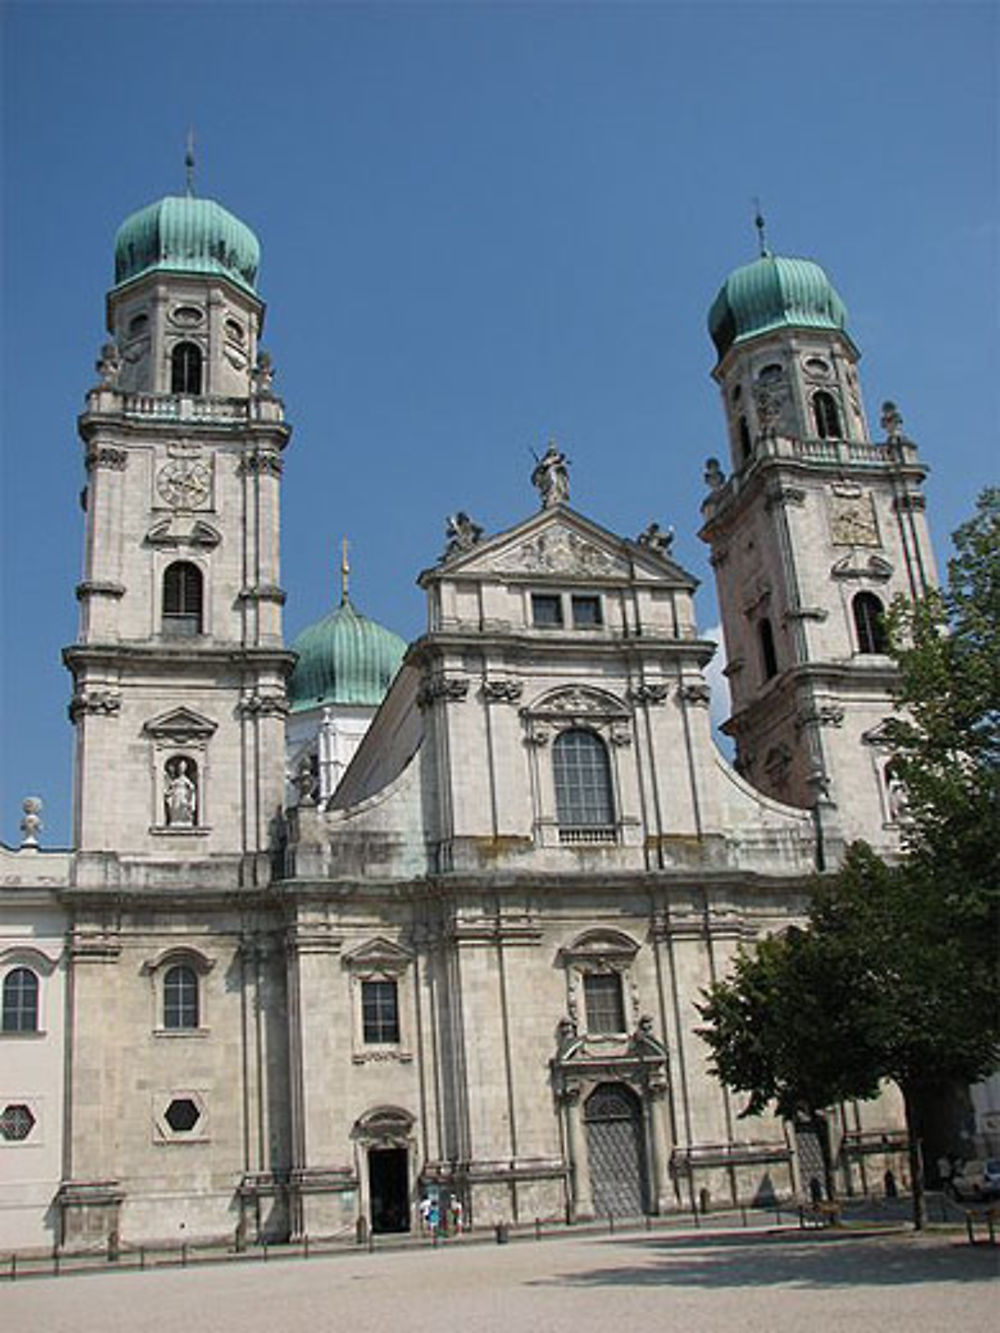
[529,1231,998,1291]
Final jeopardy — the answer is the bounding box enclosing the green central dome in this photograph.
[287,599,407,712]
[709,253,848,361]
[114,194,260,294]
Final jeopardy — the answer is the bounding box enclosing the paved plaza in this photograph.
[3,1226,997,1332]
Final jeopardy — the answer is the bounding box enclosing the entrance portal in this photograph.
[368,1147,410,1233]
[585,1082,648,1217]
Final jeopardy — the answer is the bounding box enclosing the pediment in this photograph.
[146,517,222,550]
[559,928,640,965]
[528,684,630,719]
[342,936,413,973]
[831,552,893,582]
[426,506,695,587]
[861,719,894,748]
[143,707,218,742]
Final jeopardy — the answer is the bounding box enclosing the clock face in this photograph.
[157,459,211,510]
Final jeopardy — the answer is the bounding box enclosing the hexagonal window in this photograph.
[164,1098,200,1133]
[0,1103,35,1141]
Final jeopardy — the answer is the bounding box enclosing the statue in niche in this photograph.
[531,442,570,509]
[442,511,483,560]
[886,767,910,823]
[164,757,197,827]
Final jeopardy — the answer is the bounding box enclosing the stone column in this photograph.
[561,1084,594,1220]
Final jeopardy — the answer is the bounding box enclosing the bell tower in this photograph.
[699,231,936,860]
[64,182,293,886]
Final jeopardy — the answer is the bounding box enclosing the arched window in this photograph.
[2,968,39,1032]
[553,729,615,839]
[171,341,203,395]
[163,561,203,636]
[163,964,199,1029]
[738,415,752,463]
[813,390,841,439]
[759,617,778,681]
[853,592,887,654]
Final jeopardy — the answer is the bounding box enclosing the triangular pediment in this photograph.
[342,936,414,972]
[143,706,218,741]
[422,505,696,588]
[861,719,895,748]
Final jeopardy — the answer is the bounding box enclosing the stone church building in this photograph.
[0,189,937,1251]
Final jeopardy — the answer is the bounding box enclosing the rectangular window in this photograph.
[362,979,400,1044]
[532,594,563,627]
[584,972,626,1034]
[571,595,602,627]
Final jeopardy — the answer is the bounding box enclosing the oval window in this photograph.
[172,305,204,327]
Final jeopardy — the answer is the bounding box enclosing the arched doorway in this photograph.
[353,1105,414,1234]
[584,1083,648,1217]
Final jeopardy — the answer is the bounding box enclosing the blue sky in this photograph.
[1,0,997,847]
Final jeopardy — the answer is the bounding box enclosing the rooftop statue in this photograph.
[531,442,570,509]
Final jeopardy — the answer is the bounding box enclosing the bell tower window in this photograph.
[812,390,841,439]
[171,342,203,395]
[853,592,887,654]
[163,561,203,636]
[759,617,778,681]
[738,415,752,464]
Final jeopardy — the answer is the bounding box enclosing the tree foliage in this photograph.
[884,486,1000,930]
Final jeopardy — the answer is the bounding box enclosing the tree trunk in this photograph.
[812,1111,837,1202]
[902,1085,926,1230]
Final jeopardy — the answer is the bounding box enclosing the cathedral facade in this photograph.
[0,191,936,1251]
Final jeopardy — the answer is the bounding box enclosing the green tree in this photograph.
[698,920,881,1202]
[809,844,998,1228]
[884,486,1000,968]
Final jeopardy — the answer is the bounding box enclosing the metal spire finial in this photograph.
[185,129,196,196]
[753,197,769,257]
[340,537,350,605]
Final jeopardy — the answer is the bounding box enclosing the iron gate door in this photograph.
[585,1083,648,1217]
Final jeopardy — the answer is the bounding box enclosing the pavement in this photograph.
[3,1223,997,1332]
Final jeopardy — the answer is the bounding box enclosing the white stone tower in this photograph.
[698,232,936,861]
[65,185,293,886]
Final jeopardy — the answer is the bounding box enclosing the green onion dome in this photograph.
[709,253,848,362]
[113,194,260,293]
[287,599,407,712]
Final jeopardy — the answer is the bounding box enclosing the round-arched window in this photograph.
[813,390,841,439]
[171,341,203,395]
[163,964,199,1029]
[553,729,615,836]
[853,592,887,654]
